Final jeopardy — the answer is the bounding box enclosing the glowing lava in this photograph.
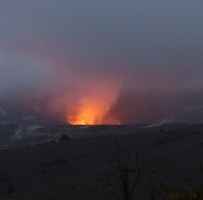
[67,81,121,125]
[68,102,105,125]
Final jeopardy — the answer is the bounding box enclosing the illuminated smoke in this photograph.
[66,79,122,125]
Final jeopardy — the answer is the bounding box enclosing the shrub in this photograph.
[59,134,70,142]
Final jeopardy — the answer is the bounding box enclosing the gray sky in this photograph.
[0,0,203,124]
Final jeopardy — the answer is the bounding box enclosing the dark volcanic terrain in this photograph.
[0,124,203,199]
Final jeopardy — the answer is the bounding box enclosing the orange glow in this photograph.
[66,80,121,125]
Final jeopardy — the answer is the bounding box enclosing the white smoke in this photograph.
[144,119,170,128]
[0,106,8,116]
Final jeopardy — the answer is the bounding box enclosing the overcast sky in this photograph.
[0,0,203,124]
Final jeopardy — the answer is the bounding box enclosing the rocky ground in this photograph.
[0,124,203,200]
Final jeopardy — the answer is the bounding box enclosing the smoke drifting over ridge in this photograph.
[0,0,203,124]
[0,43,122,124]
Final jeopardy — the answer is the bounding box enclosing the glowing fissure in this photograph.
[68,98,109,125]
[67,81,121,125]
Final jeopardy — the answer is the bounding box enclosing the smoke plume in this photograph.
[0,1,203,124]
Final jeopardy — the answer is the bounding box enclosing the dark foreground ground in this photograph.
[0,124,203,200]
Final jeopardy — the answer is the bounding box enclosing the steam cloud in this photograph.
[0,0,203,124]
[0,44,122,124]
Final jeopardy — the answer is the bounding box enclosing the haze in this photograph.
[0,0,203,124]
